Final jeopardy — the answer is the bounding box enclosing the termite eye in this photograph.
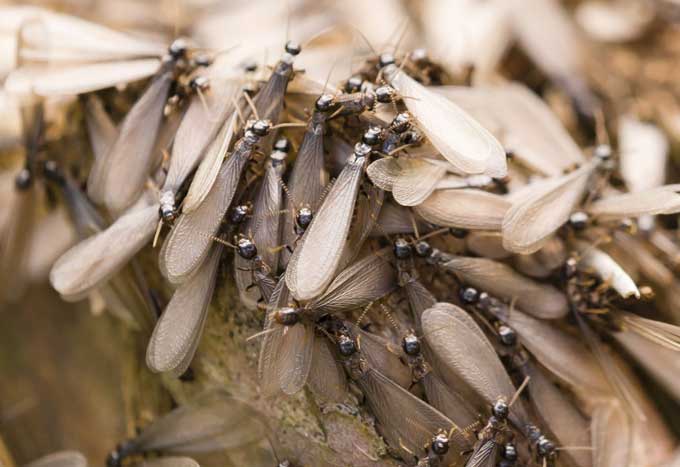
[402,334,421,356]
[338,335,357,356]
[345,75,363,93]
[498,325,516,347]
[375,85,394,104]
[230,205,249,224]
[492,399,509,419]
[275,307,300,326]
[284,40,301,56]
[315,94,335,112]
[536,436,556,457]
[391,112,411,133]
[190,76,210,91]
[431,434,449,456]
[362,126,382,146]
[449,227,468,239]
[568,211,589,230]
[14,169,32,190]
[502,443,518,461]
[414,241,432,258]
[459,287,480,305]
[393,238,412,259]
[251,120,271,137]
[273,137,291,154]
[594,144,612,160]
[237,238,257,260]
[378,52,396,68]
[169,38,189,58]
[296,207,313,229]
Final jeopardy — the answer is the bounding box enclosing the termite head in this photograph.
[296,207,313,232]
[168,38,189,59]
[362,126,383,146]
[375,85,397,104]
[249,119,272,137]
[498,325,517,347]
[492,398,510,420]
[430,433,450,456]
[536,435,557,458]
[273,306,301,326]
[402,332,421,356]
[354,142,373,159]
[391,112,412,133]
[459,287,480,305]
[393,238,413,259]
[189,76,210,92]
[285,40,302,56]
[345,75,363,93]
[14,168,32,190]
[230,204,251,224]
[378,52,396,68]
[315,94,336,112]
[568,211,589,231]
[414,240,433,258]
[237,237,258,260]
[159,205,178,224]
[338,334,357,356]
[502,443,518,462]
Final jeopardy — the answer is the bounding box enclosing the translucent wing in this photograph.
[465,232,510,260]
[307,336,348,404]
[372,202,430,236]
[96,70,173,213]
[277,321,315,395]
[588,185,680,220]
[50,204,157,299]
[502,160,597,254]
[146,245,222,375]
[440,255,568,319]
[161,148,250,284]
[286,152,365,301]
[465,439,498,467]
[577,246,640,299]
[422,303,529,425]
[366,157,400,191]
[592,403,631,467]
[84,95,117,161]
[384,65,507,178]
[182,113,238,213]
[367,157,447,207]
[618,116,667,193]
[310,251,396,316]
[337,183,384,271]
[404,276,437,326]
[415,189,510,230]
[164,78,240,194]
[141,457,199,467]
[351,324,412,389]
[25,451,87,467]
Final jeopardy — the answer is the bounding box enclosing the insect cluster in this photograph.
[4,1,680,467]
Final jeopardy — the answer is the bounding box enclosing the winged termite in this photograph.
[421,243,568,319]
[258,251,396,396]
[146,244,222,375]
[415,189,511,231]
[25,451,87,467]
[329,320,471,466]
[502,148,610,254]
[517,357,593,467]
[284,137,372,301]
[87,41,210,213]
[106,389,270,467]
[437,82,586,176]
[234,139,289,308]
[378,54,507,178]
[160,119,275,284]
[462,288,612,397]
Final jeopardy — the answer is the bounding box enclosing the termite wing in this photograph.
[258,251,396,397]
[160,119,274,284]
[378,54,507,178]
[235,139,289,309]
[87,39,206,214]
[285,139,372,301]
[329,319,472,466]
[25,451,87,467]
[105,389,271,467]
[146,244,223,375]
